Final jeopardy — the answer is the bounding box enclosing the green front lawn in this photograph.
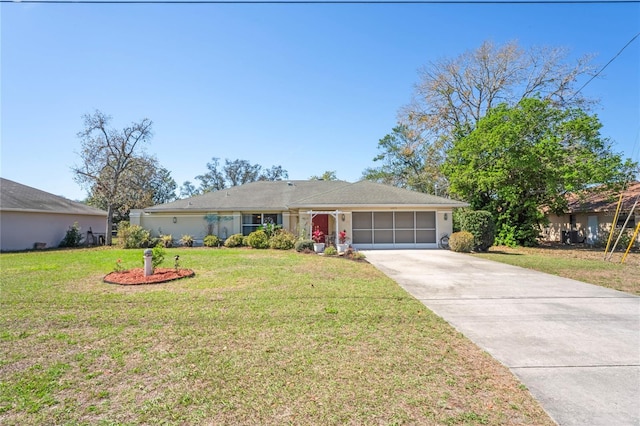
[0,248,552,425]
[472,245,639,295]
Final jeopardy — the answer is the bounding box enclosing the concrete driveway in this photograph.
[362,250,640,426]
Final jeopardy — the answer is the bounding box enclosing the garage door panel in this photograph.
[395,212,414,228]
[374,230,393,243]
[352,211,437,247]
[416,229,436,243]
[374,212,393,228]
[353,230,372,244]
[353,212,372,228]
[416,212,436,228]
[395,230,415,243]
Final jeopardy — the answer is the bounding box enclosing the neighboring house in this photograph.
[130,180,468,250]
[544,181,640,245]
[0,178,108,251]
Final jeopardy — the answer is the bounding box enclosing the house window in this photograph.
[242,213,282,236]
[616,213,636,229]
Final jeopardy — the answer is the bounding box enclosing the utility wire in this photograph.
[570,32,640,100]
[2,0,640,4]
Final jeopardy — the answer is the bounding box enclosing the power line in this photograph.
[571,32,640,100]
[2,0,639,4]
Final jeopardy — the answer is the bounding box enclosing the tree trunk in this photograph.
[106,204,114,246]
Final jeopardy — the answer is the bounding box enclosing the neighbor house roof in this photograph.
[566,181,640,213]
[0,178,107,216]
[142,180,468,212]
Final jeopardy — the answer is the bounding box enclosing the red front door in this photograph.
[312,214,329,243]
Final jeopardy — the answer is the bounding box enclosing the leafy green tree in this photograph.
[179,180,199,198]
[260,165,289,181]
[86,157,176,222]
[366,40,597,197]
[443,98,636,246]
[195,157,226,193]
[362,124,447,195]
[310,170,338,181]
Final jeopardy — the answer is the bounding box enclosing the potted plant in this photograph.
[337,230,349,253]
[312,227,325,253]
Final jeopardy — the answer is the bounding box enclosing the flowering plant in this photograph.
[338,230,347,244]
[114,259,124,272]
[312,227,324,243]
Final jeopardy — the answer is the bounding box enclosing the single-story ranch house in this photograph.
[0,178,108,251]
[131,180,468,250]
[544,181,640,245]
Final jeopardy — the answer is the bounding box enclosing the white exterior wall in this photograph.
[128,207,457,249]
[130,210,242,244]
[0,211,106,251]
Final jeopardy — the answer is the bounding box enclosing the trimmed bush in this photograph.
[203,235,221,247]
[449,231,475,253]
[246,230,269,249]
[268,230,297,250]
[459,210,495,252]
[117,222,151,249]
[295,239,315,252]
[224,233,245,248]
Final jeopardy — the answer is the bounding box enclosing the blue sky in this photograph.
[2,1,639,201]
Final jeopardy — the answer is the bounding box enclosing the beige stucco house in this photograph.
[130,180,468,250]
[0,178,108,251]
[544,181,640,245]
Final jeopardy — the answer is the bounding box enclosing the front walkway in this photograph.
[363,250,640,426]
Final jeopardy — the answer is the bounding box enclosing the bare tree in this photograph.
[365,40,597,195]
[404,40,595,139]
[72,110,154,245]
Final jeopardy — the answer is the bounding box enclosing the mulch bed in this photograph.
[104,268,195,285]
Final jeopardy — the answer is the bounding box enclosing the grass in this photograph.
[472,244,640,295]
[0,247,553,425]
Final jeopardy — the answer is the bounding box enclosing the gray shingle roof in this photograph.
[143,180,467,212]
[0,178,107,216]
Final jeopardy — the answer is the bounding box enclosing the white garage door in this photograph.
[352,211,437,249]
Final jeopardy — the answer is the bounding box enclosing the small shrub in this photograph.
[59,222,83,248]
[459,210,495,252]
[160,234,173,248]
[246,230,269,249]
[323,246,338,256]
[203,235,221,247]
[449,231,475,253]
[352,251,366,261]
[224,233,245,248]
[180,234,194,247]
[269,230,297,250]
[295,239,315,252]
[117,222,151,249]
[151,243,165,269]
